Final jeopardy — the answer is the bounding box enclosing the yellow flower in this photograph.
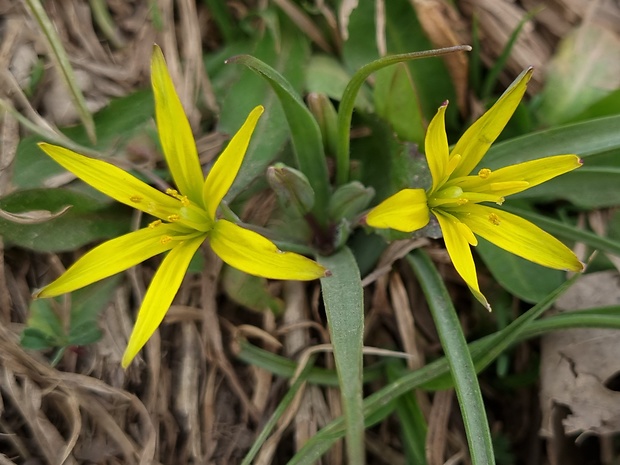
[35,45,328,367]
[366,68,584,309]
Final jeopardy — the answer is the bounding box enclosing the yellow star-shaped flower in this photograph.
[35,45,327,367]
[366,68,584,309]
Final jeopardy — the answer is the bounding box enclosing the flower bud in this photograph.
[307,92,339,157]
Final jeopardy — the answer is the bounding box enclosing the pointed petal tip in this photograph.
[323,269,333,277]
[441,100,449,107]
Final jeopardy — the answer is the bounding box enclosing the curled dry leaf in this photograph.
[0,205,71,224]
[541,271,620,443]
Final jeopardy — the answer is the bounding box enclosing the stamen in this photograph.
[166,188,179,197]
[129,195,143,203]
[495,197,505,206]
[478,168,492,179]
[167,214,180,222]
[456,198,468,205]
[488,213,501,225]
[149,220,162,228]
[160,235,173,244]
[180,195,190,207]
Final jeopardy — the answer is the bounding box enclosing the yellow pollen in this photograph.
[488,213,501,225]
[129,195,143,203]
[456,198,468,205]
[180,195,190,207]
[167,214,180,222]
[495,197,505,205]
[166,188,179,196]
[160,235,173,244]
[478,168,492,179]
[148,220,162,228]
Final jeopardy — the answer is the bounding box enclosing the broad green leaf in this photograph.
[352,116,429,203]
[383,0,457,129]
[68,275,121,346]
[21,299,65,349]
[481,115,620,208]
[0,189,132,252]
[14,90,154,189]
[221,266,284,315]
[537,23,620,126]
[567,89,620,123]
[374,64,425,147]
[475,237,564,303]
[306,54,372,111]
[318,248,365,464]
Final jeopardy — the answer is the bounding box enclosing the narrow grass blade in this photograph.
[318,247,365,464]
[408,249,495,465]
[25,0,97,143]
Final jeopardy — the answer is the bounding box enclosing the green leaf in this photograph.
[219,20,332,220]
[383,0,457,128]
[475,237,564,303]
[68,275,121,346]
[306,54,372,111]
[318,248,365,464]
[481,115,620,208]
[374,64,426,147]
[0,189,132,252]
[20,299,65,349]
[221,266,284,314]
[567,89,620,123]
[537,23,620,126]
[228,52,330,219]
[408,250,495,465]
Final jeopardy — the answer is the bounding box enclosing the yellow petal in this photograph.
[453,154,582,197]
[451,68,533,178]
[38,143,181,220]
[455,204,584,271]
[366,189,430,232]
[203,106,264,220]
[151,45,204,203]
[425,102,450,192]
[210,219,328,280]
[435,210,490,310]
[35,224,182,298]
[122,236,204,367]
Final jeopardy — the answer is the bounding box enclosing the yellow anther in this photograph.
[456,198,468,205]
[478,168,492,179]
[129,195,143,203]
[166,188,179,197]
[488,213,501,225]
[495,197,505,206]
[167,214,180,222]
[160,235,173,244]
[180,195,190,207]
[148,220,162,228]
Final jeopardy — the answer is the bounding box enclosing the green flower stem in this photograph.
[335,45,472,186]
[25,0,97,143]
[318,247,365,465]
[408,249,494,465]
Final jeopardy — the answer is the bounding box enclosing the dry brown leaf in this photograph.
[541,271,620,441]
